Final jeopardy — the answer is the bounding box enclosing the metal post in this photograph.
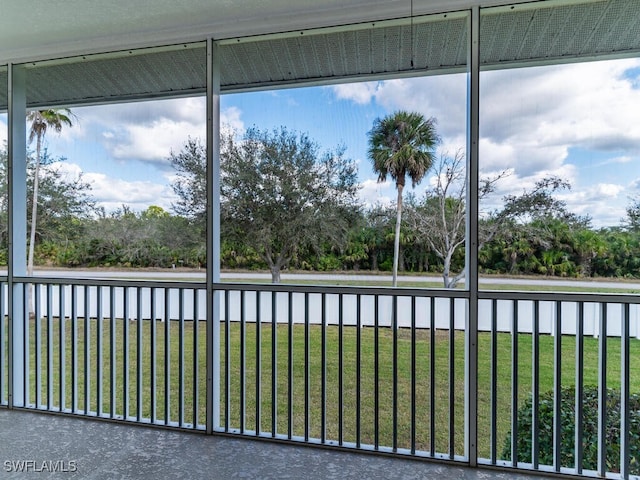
[465,5,480,467]
[206,37,222,434]
[8,63,27,409]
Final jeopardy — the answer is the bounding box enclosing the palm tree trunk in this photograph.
[392,185,403,287]
[27,136,41,277]
[27,136,41,315]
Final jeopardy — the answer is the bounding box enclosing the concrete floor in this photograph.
[0,409,556,479]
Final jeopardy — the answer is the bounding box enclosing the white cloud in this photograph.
[331,82,380,105]
[88,172,176,212]
[558,183,626,227]
[49,161,176,213]
[106,118,205,164]
[51,99,246,168]
[332,57,640,226]
[594,183,624,198]
[359,178,394,207]
[479,164,579,214]
[480,59,640,153]
[221,106,245,133]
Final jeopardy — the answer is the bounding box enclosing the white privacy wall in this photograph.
[23,285,640,338]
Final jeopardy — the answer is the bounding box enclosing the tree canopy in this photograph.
[221,126,360,282]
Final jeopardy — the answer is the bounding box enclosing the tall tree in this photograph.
[405,150,505,287]
[169,137,207,233]
[368,111,438,286]
[27,109,73,276]
[0,147,94,264]
[406,148,581,287]
[221,127,360,282]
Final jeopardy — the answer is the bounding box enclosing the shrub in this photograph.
[502,386,640,475]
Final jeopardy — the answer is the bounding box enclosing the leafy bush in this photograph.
[503,386,640,475]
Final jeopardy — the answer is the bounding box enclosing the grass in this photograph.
[3,316,638,462]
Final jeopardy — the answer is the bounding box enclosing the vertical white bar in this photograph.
[206,38,222,434]
[465,6,480,466]
[8,63,27,408]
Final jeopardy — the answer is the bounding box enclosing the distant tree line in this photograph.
[2,116,640,286]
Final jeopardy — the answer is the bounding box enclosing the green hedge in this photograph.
[502,386,640,475]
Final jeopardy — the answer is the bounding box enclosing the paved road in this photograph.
[10,268,640,291]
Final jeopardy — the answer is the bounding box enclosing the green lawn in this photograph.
[7,316,638,462]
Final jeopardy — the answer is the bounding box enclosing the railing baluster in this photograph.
[449,297,455,460]
[84,285,90,415]
[510,299,519,466]
[224,289,230,432]
[355,294,361,449]
[553,301,562,472]
[123,286,129,420]
[621,303,630,480]
[179,288,185,427]
[304,292,310,442]
[271,291,277,438]
[71,285,77,412]
[137,287,143,422]
[47,284,53,410]
[338,293,344,446]
[322,293,328,445]
[60,284,66,412]
[239,290,246,433]
[410,295,416,455]
[392,295,398,452]
[374,294,379,450]
[109,286,116,418]
[255,291,261,435]
[287,291,293,440]
[490,298,497,464]
[22,283,28,407]
[35,283,41,408]
[430,296,435,457]
[597,303,607,477]
[150,287,156,424]
[532,300,540,469]
[193,288,199,428]
[575,301,584,474]
[164,287,170,424]
[0,282,4,405]
[96,286,103,417]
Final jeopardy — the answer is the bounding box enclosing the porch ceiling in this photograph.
[0,0,638,109]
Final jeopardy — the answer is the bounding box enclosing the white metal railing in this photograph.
[216,284,466,460]
[9,278,208,429]
[2,278,639,478]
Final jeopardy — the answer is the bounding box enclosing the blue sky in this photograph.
[3,56,640,228]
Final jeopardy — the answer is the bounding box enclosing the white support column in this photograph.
[8,63,27,408]
[206,38,222,434]
[465,6,480,467]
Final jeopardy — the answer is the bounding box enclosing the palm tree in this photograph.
[27,109,74,277]
[368,111,438,286]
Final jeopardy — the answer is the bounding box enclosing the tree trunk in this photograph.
[270,265,281,283]
[370,251,378,270]
[27,135,42,314]
[28,135,41,277]
[392,185,403,287]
